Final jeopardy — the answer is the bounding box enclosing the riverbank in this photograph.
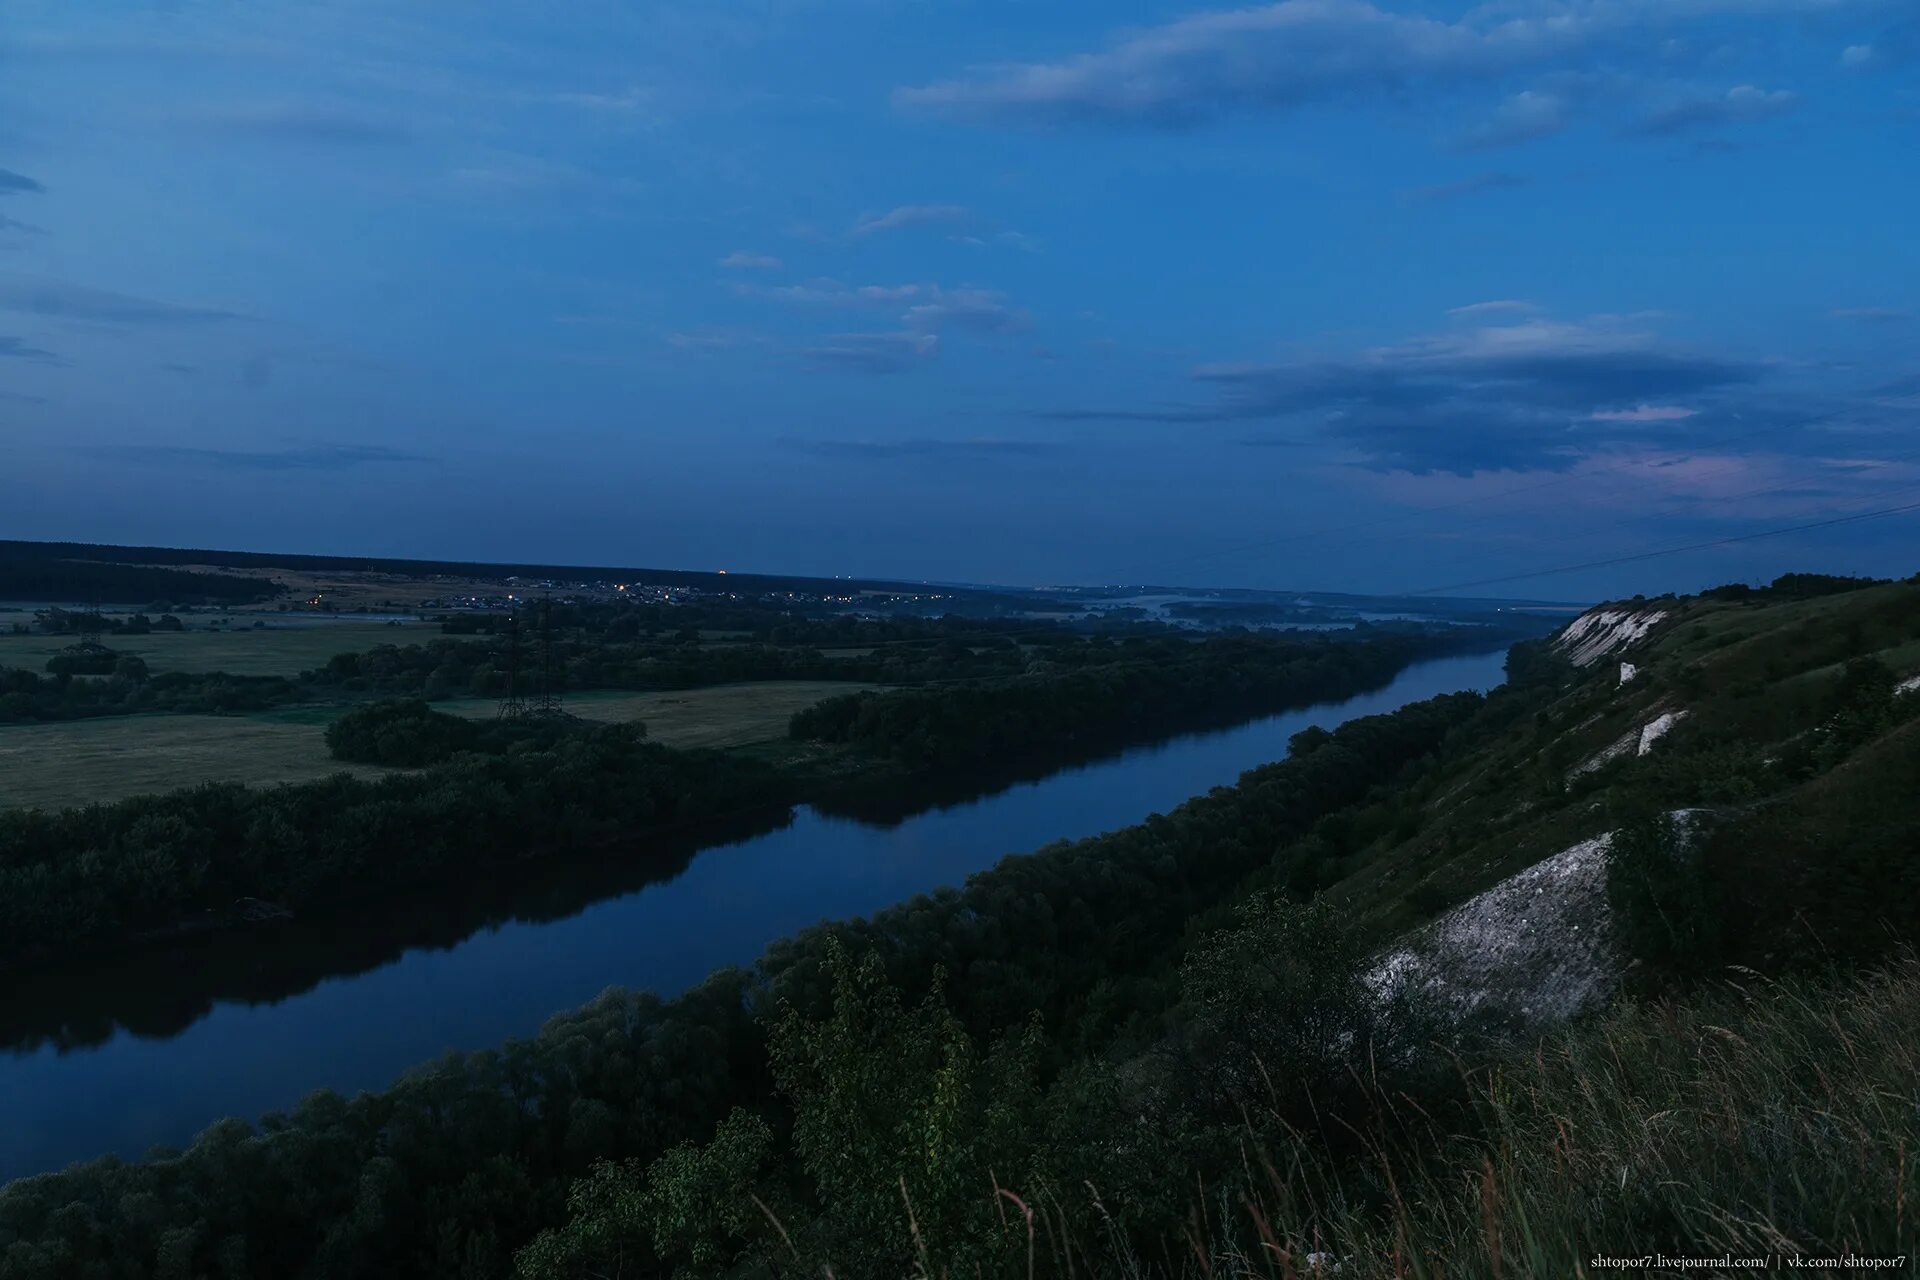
[0,649,1510,1183]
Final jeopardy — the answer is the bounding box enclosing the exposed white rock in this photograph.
[1368,834,1618,1030]
[1570,728,1639,778]
[1619,661,1639,685]
[1897,674,1920,697]
[1637,709,1688,756]
[1555,607,1669,667]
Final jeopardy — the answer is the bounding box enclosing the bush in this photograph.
[1605,807,1721,977]
[324,699,482,766]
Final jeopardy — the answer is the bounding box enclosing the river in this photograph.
[0,648,1508,1184]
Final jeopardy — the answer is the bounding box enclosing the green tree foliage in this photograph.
[788,633,1451,768]
[0,684,1486,1277]
[324,699,483,765]
[0,555,274,605]
[0,666,301,723]
[0,728,780,972]
[1605,807,1721,977]
[41,645,121,677]
[515,1108,777,1280]
[324,700,631,767]
[1169,895,1405,1126]
[766,941,1042,1276]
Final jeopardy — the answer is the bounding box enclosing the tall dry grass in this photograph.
[895,961,1920,1279]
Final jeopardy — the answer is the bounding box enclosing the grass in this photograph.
[0,680,868,810]
[0,618,438,677]
[810,963,1920,1279]
[0,714,386,811]
[1176,961,1920,1278]
[437,680,874,750]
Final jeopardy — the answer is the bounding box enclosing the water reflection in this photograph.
[0,649,1509,1180]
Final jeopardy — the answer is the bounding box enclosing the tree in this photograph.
[1606,807,1720,977]
[1170,894,1387,1125]
[766,938,1042,1276]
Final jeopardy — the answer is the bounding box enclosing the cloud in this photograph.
[107,444,432,471]
[0,274,242,325]
[1832,307,1912,324]
[849,205,970,237]
[798,331,939,374]
[898,0,1840,128]
[1400,171,1529,202]
[544,86,658,117]
[1456,88,1574,149]
[185,103,410,146]
[0,169,44,196]
[783,436,1056,460]
[903,288,1026,333]
[665,330,765,351]
[1840,18,1920,71]
[739,278,1030,337]
[1043,314,1774,474]
[447,153,636,197]
[719,251,783,270]
[0,335,58,362]
[1590,404,1700,421]
[0,214,45,235]
[1449,299,1538,317]
[737,277,924,306]
[1632,84,1798,136]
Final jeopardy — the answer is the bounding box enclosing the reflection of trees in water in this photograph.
[810,672,1410,826]
[0,650,1474,1056]
[0,809,791,1055]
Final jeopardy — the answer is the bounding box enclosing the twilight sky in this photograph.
[1,0,1916,599]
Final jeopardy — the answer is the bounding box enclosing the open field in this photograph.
[438,680,873,750]
[0,681,867,810]
[0,618,440,677]
[0,714,386,812]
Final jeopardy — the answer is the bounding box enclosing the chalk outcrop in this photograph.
[1555,606,1669,667]
[1369,834,1618,1030]
[1637,709,1688,756]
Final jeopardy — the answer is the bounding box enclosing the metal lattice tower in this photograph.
[497,611,529,719]
[533,595,564,716]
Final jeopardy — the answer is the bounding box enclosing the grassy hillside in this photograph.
[508,572,1920,1278]
[1319,576,1920,964]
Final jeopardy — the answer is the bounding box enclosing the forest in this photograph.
[0,665,303,722]
[0,552,276,606]
[4,578,1916,1277]
[0,626,1462,972]
[788,632,1439,766]
[0,680,1484,1278]
[0,727,788,973]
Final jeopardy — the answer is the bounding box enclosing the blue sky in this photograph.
[1,0,1915,598]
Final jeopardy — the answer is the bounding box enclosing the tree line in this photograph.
[0,665,304,722]
[0,554,276,606]
[788,632,1447,768]
[0,727,788,974]
[0,684,1490,1278]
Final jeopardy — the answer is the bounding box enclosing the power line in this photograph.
[1407,496,1920,596]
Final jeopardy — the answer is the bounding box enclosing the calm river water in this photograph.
[0,648,1508,1183]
